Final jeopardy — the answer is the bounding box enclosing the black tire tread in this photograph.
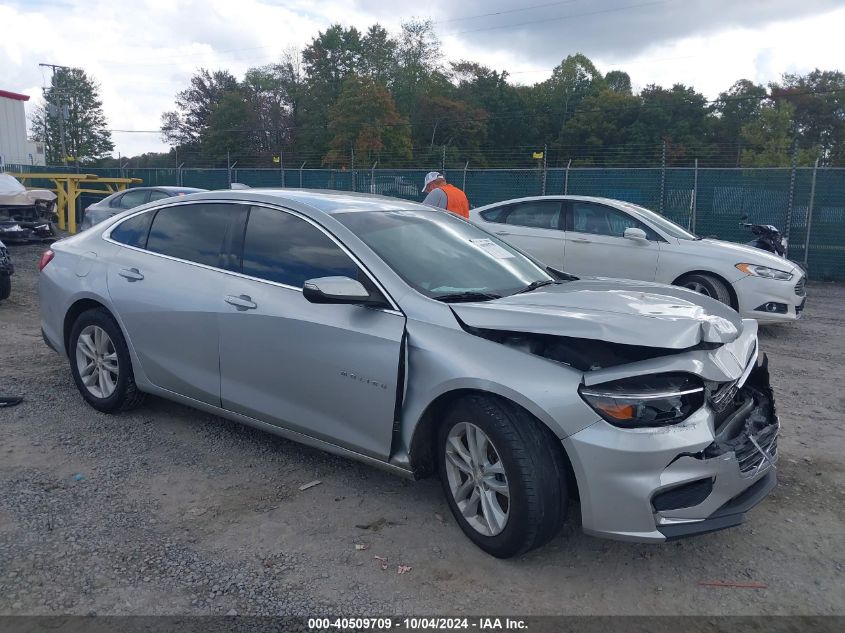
[439,394,569,557]
[678,273,732,307]
[0,275,10,301]
[70,307,147,413]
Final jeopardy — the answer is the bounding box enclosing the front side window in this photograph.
[503,201,562,230]
[336,209,550,299]
[110,212,153,248]
[118,189,149,209]
[241,206,359,287]
[146,203,232,267]
[571,202,653,239]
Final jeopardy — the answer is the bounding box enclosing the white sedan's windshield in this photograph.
[336,210,552,299]
[618,201,699,240]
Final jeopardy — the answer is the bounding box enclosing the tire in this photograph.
[68,307,146,413]
[437,394,569,558]
[0,275,10,301]
[677,273,733,307]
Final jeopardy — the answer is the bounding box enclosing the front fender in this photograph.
[400,319,598,453]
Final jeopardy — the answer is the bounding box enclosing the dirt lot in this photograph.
[0,242,843,616]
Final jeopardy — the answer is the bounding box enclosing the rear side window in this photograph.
[146,203,231,267]
[241,206,358,288]
[111,212,153,248]
[118,189,149,209]
[480,207,507,223]
[503,201,562,229]
[148,190,171,202]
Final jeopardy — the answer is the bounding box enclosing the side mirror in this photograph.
[623,227,648,241]
[303,276,373,305]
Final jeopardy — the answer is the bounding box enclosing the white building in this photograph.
[0,89,45,167]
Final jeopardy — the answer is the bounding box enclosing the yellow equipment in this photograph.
[13,173,142,234]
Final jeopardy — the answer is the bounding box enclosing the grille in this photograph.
[794,277,806,296]
[735,423,779,475]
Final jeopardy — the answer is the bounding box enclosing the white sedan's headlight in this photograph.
[735,263,793,281]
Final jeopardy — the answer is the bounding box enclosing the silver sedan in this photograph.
[39,190,778,557]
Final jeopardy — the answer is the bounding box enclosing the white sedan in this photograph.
[470,195,806,323]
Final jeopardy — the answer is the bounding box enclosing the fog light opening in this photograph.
[754,302,787,314]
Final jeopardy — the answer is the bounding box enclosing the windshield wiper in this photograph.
[432,291,502,303]
[515,279,561,295]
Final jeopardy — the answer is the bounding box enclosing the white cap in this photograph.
[422,171,444,192]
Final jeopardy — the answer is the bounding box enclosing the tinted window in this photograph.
[148,190,171,202]
[146,203,231,267]
[480,207,507,223]
[118,189,149,209]
[241,206,358,287]
[571,202,654,239]
[504,201,562,229]
[111,212,153,248]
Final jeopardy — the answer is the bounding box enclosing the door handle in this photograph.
[571,238,592,244]
[224,294,257,310]
[118,267,144,281]
[494,231,511,236]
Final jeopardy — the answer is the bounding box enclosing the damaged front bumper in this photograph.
[563,356,779,542]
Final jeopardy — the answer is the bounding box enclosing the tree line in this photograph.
[30,20,845,169]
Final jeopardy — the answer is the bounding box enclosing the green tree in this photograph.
[740,101,817,167]
[604,70,632,95]
[541,54,606,139]
[361,24,398,87]
[558,90,641,166]
[324,75,411,167]
[628,84,711,164]
[775,70,845,164]
[30,67,113,164]
[161,69,240,153]
[713,79,767,165]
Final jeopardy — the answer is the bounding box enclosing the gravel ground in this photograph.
[0,242,843,616]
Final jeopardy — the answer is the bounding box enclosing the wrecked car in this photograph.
[0,173,59,242]
[38,190,779,557]
[0,238,12,301]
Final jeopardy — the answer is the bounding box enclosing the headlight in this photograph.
[735,263,792,281]
[578,373,705,428]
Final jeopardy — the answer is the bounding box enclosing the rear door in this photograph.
[106,202,241,406]
[562,200,661,280]
[218,205,405,459]
[480,200,565,269]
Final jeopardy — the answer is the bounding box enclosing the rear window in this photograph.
[110,212,152,248]
[146,203,231,267]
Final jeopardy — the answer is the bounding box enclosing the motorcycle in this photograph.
[740,215,786,257]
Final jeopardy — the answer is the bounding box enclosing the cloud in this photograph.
[1,0,842,158]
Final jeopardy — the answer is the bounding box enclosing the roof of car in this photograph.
[471,195,629,211]
[185,188,430,214]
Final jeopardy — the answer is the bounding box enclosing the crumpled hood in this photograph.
[452,278,743,349]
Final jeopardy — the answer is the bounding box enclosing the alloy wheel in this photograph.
[75,325,119,399]
[684,281,711,296]
[444,422,510,536]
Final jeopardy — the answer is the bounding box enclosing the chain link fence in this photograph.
[5,163,844,281]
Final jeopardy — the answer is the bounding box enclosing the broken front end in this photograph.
[563,330,779,542]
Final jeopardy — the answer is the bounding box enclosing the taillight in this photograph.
[39,249,55,271]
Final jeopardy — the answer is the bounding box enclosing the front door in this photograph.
[563,200,661,281]
[218,205,405,459]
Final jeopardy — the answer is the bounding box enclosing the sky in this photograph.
[1,0,844,158]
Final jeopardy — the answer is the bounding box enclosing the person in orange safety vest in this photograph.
[421,171,470,219]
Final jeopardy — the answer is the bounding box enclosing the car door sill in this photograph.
[145,384,416,480]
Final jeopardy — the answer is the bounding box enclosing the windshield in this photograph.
[618,201,699,240]
[335,210,552,299]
